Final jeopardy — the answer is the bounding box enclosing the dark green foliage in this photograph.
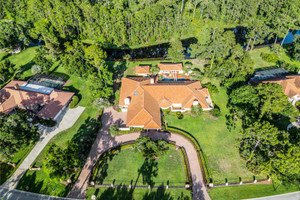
[176,112,184,120]
[210,106,221,117]
[0,59,15,83]
[203,82,219,95]
[32,46,53,74]
[260,53,279,63]
[44,141,79,180]
[0,21,28,49]
[135,136,169,159]
[109,125,119,136]
[87,68,114,101]
[292,35,300,62]
[277,60,299,74]
[191,105,202,117]
[0,113,38,160]
[239,121,300,183]
[167,38,185,62]
[0,0,299,49]
[36,118,56,127]
[62,41,94,78]
[69,96,79,108]
[150,65,160,74]
[229,83,298,120]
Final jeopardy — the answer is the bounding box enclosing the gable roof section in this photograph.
[135,66,150,74]
[158,63,183,71]
[261,75,300,98]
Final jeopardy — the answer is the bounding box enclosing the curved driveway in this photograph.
[68,107,210,200]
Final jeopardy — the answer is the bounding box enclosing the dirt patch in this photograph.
[203,112,218,120]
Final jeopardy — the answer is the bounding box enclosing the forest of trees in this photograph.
[0,0,299,48]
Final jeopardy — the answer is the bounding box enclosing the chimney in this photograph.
[14,83,20,90]
[150,78,154,84]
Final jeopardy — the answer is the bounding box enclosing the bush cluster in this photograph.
[69,95,79,108]
[277,60,300,74]
[36,118,56,127]
[210,106,221,117]
[260,53,279,63]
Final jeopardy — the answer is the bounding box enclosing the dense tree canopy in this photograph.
[0,21,28,49]
[229,83,298,120]
[0,113,38,160]
[135,136,169,159]
[44,142,79,180]
[0,0,299,48]
[0,59,15,83]
[239,121,300,183]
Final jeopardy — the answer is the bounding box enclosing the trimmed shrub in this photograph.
[37,118,56,127]
[260,53,279,63]
[176,111,184,119]
[191,105,203,117]
[69,96,79,108]
[109,124,119,136]
[210,106,221,117]
[295,101,300,107]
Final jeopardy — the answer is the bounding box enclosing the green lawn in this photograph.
[165,87,263,184]
[86,187,192,200]
[16,62,98,196]
[250,47,300,70]
[93,149,186,187]
[208,183,299,200]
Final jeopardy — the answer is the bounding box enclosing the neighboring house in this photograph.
[135,66,150,76]
[158,63,184,74]
[119,76,213,130]
[257,75,300,106]
[0,80,74,120]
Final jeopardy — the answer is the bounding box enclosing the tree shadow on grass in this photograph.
[138,159,158,187]
[63,85,81,101]
[71,117,102,163]
[0,163,14,184]
[143,184,190,200]
[94,148,120,184]
[96,185,134,200]
[16,171,44,193]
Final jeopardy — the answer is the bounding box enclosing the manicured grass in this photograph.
[165,87,263,184]
[93,149,186,187]
[250,47,300,70]
[16,63,98,196]
[208,183,299,200]
[86,187,192,200]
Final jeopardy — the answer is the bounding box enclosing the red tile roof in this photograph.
[0,80,74,119]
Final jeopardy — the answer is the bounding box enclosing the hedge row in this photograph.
[260,52,279,63]
[165,126,210,185]
[178,147,192,185]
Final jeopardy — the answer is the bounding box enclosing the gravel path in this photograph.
[2,106,85,189]
[67,107,210,200]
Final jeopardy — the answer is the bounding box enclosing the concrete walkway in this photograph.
[246,191,300,200]
[0,186,80,200]
[67,108,210,200]
[2,106,85,189]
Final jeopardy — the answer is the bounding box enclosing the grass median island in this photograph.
[93,149,186,187]
[208,183,299,200]
[165,87,262,184]
[86,187,192,200]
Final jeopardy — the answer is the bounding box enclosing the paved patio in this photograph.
[2,106,85,189]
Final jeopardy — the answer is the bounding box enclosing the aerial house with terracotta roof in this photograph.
[135,66,150,77]
[119,76,213,130]
[0,80,74,120]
